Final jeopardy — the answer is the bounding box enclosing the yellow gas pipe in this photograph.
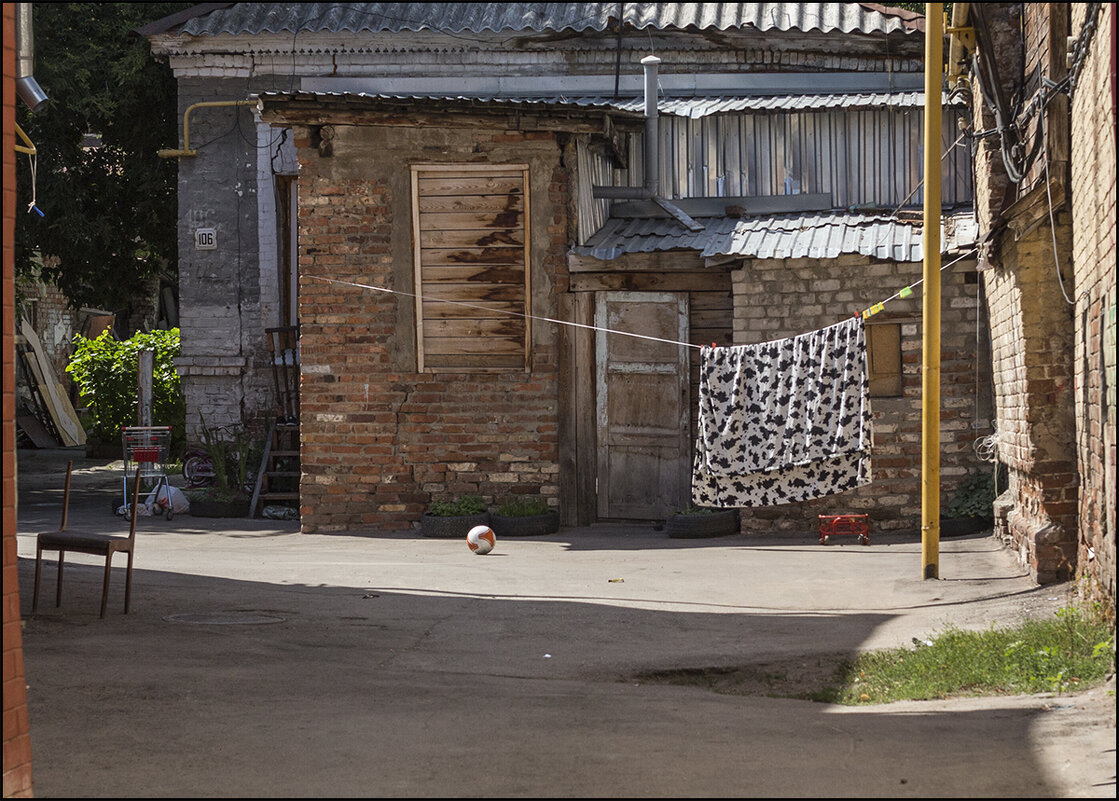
[922,4,944,579]
[157,100,259,158]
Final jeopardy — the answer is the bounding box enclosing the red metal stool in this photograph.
[818,514,870,545]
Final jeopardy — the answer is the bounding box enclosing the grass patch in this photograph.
[636,606,1115,705]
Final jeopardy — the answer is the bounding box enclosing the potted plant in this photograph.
[184,416,258,518]
[665,505,739,539]
[421,494,490,538]
[490,497,560,537]
[941,470,996,537]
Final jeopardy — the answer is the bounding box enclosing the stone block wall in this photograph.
[731,252,989,533]
[1068,2,1116,610]
[294,123,566,532]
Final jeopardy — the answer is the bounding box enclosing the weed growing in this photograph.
[810,606,1115,705]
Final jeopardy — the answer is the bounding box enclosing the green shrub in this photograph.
[66,328,185,456]
[943,469,996,520]
[427,495,487,516]
[495,497,550,517]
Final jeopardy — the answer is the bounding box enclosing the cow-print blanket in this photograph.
[692,317,872,507]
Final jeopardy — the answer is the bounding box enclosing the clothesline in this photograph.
[307,246,978,350]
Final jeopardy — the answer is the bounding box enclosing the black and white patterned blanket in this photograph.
[692,317,872,507]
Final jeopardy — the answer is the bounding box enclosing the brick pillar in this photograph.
[3,2,34,795]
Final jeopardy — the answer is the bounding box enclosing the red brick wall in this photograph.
[3,2,34,794]
[295,125,566,532]
[1069,2,1117,612]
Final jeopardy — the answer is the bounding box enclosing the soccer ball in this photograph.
[466,525,496,555]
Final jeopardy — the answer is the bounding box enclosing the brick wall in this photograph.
[295,124,566,532]
[3,3,34,795]
[731,252,989,532]
[1069,2,1117,611]
[967,3,1082,585]
[984,219,1079,583]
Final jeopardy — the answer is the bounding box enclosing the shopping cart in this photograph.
[122,425,174,520]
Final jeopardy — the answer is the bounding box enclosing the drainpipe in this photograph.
[642,54,660,198]
[16,3,49,111]
[591,55,703,231]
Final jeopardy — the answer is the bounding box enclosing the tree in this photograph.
[14,3,193,314]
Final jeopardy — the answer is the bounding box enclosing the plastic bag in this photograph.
[146,484,190,514]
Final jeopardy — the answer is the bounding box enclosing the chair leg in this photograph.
[100,553,113,619]
[33,545,43,614]
[123,550,133,614]
[56,552,65,608]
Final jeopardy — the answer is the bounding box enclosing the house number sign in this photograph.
[194,228,217,250]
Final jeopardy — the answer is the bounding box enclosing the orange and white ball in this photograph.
[467,525,496,555]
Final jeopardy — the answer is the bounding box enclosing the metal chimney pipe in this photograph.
[641,54,660,197]
[16,4,49,111]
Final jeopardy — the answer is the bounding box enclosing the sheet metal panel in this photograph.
[176,3,924,37]
[572,211,977,263]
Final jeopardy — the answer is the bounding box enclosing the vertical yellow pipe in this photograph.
[922,4,943,579]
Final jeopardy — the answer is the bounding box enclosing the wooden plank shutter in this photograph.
[411,165,530,371]
[867,322,903,397]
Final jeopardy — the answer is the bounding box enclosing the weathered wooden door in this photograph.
[595,292,690,520]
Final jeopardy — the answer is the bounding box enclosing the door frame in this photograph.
[594,290,690,520]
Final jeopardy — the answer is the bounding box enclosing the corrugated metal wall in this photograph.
[581,106,972,222]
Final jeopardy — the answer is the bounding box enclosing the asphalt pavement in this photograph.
[12,447,1116,798]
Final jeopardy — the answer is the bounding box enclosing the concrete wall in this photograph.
[294,123,567,532]
[731,252,989,533]
[172,77,280,443]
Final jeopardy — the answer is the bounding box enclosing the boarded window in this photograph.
[411,164,530,372]
[866,321,903,397]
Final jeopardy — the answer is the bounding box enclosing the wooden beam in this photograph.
[568,271,729,293]
[568,250,710,273]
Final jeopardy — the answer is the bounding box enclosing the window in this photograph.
[411,164,530,371]
[866,320,903,397]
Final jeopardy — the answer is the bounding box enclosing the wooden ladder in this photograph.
[250,418,300,517]
[250,326,300,518]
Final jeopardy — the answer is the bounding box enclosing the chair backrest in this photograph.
[60,461,73,531]
[126,466,141,542]
[59,462,141,539]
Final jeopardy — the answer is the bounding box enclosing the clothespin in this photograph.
[899,286,914,298]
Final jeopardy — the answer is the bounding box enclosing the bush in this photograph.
[67,328,185,456]
[427,495,487,517]
[943,470,996,520]
[495,497,550,517]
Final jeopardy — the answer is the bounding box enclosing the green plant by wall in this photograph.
[943,469,996,520]
[495,497,550,517]
[427,495,487,517]
[66,327,185,455]
[195,413,258,499]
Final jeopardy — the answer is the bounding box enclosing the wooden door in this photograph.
[595,292,690,520]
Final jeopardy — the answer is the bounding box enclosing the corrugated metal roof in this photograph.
[258,90,953,118]
[164,3,924,37]
[572,211,977,262]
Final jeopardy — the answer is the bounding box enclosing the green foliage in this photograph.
[197,413,256,497]
[674,505,720,516]
[495,497,551,517]
[14,3,194,311]
[66,328,184,454]
[812,606,1114,705]
[943,470,996,520]
[427,495,487,517]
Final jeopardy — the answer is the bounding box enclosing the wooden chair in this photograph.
[33,462,142,618]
